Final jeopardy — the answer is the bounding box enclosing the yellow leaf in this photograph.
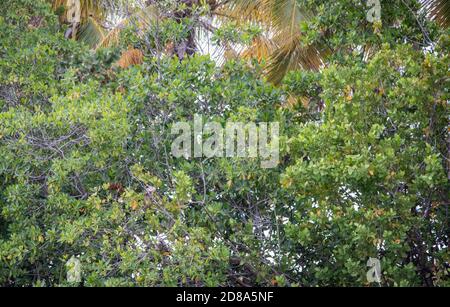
[281,177,293,188]
[227,179,233,188]
[345,85,354,101]
[131,200,139,211]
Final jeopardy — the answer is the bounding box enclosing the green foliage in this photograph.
[212,22,262,46]
[0,0,85,108]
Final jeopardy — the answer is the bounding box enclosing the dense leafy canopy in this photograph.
[0,0,448,287]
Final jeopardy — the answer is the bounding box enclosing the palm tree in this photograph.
[74,0,321,83]
[219,0,323,84]
[50,0,449,82]
[48,0,319,79]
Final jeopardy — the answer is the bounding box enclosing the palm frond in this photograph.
[96,26,122,49]
[265,0,322,83]
[217,0,270,23]
[240,34,278,62]
[270,0,307,30]
[423,0,450,27]
[266,35,322,85]
[96,5,159,50]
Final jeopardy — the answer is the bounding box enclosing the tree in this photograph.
[282,44,449,286]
